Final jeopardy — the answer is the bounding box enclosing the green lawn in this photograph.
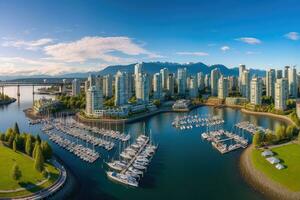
[251,143,300,191]
[0,143,60,198]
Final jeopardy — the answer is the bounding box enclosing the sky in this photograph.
[0,0,300,76]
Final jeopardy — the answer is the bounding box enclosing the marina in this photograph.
[172,114,224,130]
[235,121,273,134]
[201,129,248,154]
[106,134,157,187]
[43,129,100,163]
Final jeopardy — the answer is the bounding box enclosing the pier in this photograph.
[201,129,248,154]
[235,121,273,134]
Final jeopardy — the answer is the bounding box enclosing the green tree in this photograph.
[32,142,40,159]
[41,141,52,160]
[36,134,41,144]
[25,136,33,156]
[286,125,295,139]
[11,164,22,181]
[34,146,44,172]
[253,131,263,147]
[0,133,4,141]
[5,128,14,141]
[13,140,17,152]
[264,131,276,145]
[275,125,286,141]
[13,122,20,135]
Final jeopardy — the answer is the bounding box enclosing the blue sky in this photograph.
[0,0,299,76]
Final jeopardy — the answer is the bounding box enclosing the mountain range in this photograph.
[0,62,265,81]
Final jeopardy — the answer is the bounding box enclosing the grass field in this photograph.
[0,143,60,198]
[251,143,300,191]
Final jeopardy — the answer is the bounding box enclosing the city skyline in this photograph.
[0,0,300,77]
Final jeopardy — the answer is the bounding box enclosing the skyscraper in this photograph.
[276,69,283,79]
[204,74,210,88]
[275,78,288,110]
[250,76,262,105]
[153,73,163,99]
[177,68,187,96]
[136,73,150,103]
[167,73,175,96]
[72,79,81,96]
[288,66,297,98]
[160,68,169,90]
[239,64,246,92]
[211,68,220,96]
[188,76,198,98]
[218,76,229,100]
[102,74,113,98]
[134,63,142,94]
[115,71,128,106]
[197,72,205,91]
[266,69,276,98]
[85,86,103,115]
[241,70,250,100]
[284,66,290,79]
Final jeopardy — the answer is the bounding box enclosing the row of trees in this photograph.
[57,93,86,110]
[253,124,299,147]
[0,123,53,175]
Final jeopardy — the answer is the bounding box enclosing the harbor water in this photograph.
[0,86,285,200]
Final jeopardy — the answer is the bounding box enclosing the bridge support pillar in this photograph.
[32,85,35,94]
[17,85,20,97]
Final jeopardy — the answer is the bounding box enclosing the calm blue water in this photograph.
[0,86,284,200]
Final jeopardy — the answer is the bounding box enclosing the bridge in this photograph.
[0,81,69,96]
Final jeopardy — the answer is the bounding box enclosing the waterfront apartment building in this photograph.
[228,76,238,92]
[189,76,198,98]
[136,73,150,103]
[288,66,298,98]
[250,76,262,105]
[211,68,220,96]
[197,72,205,91]
[167,73,175,96]
[266,69,276,98]
[204,74,210,88]
[241,70,250,101]
[85,86,103,115]
[239,64,246,92]
[72,79,81,96]
[284,66,290,79]
[153,73,163,100]
[115,71,128,106]
[102,74,113,98]
[296,99,300,119]
[218,76,229,100]
[160,68,169,90]
[275,78,288,110]
[276,69,283,79]
[177,68,187,96]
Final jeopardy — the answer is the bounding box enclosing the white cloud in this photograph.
[220,46,230,52]
[235,37,261,45]
[285,32,299,41]
[176,51,209,56]
[43,36,161,63]
[2,38,53,50]
[246,51,260,55]
[0,56,100,76]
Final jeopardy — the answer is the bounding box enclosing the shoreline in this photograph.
[240,108,297,127]
[239,145,300,200]
[0,98,16,106]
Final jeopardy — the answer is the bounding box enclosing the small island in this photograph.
[0,123,66,199]
[0,92,16,106]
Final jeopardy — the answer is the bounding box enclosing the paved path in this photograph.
[0,159,67,200]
